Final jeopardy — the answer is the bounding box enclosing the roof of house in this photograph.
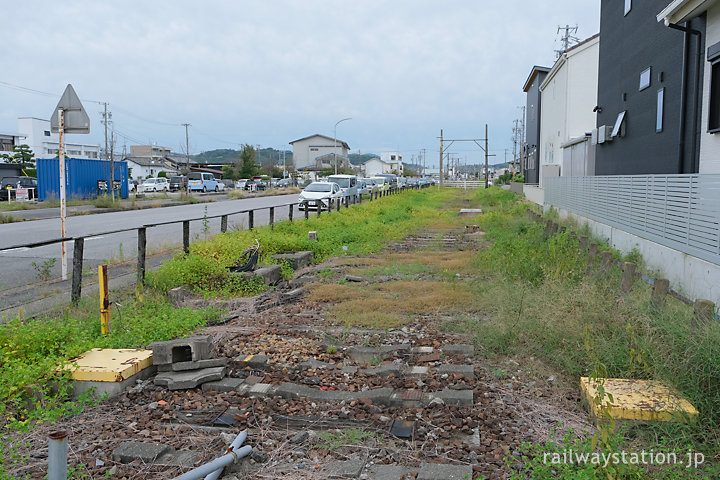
[289,134,350,150]
[540,33,600,91]
[123,156,179,169]
[523,66,552,92]
[657,0,716,24]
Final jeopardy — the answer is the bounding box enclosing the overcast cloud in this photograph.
[1,1,599,166]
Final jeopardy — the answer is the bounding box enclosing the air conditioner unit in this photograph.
[597,125,613,144]
[591,128,598,145]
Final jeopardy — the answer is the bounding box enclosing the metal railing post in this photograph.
[137,227,146,286]
[71,238,84,305]
[269,207,275,229]
[48,431,68,480]
[304,203,309,220]
[288,204,294,222]
[248,210,254,229]
[221,215,228,233]
[183,220,190,254]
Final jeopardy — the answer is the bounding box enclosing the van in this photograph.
[327,174,359,203]
[188,172,219,192]
[375,173,398,187]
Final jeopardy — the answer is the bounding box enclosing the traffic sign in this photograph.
[50,84,90,134]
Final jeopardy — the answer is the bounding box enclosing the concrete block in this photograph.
[356,388,394,405]
[436,364,475,379]
[440,344,474,356]
[148,335,212,366]
[272,251,314,270]
[154,366,226,390]
[234,354,269,370]
[112,441,169,463]
[309,231,318,241]
[367,465,411,480]
[326,459,365,478]
[359,364,402,377]
[417,463,473,480]
[412,346,434,354]
[171,358,228,372]
[281,288,306,301]
[72,364,156,400]
[347,347,385,364]
[275,382,314,399]
[299,359,335,370]
[379,344,411,353]
[242,383,275,397]
[156,450,198,467]
[168,285,192,305]
[407,366,429,377]
[201,377,244,393]
[433,388,473,406]
[253,265,282,286]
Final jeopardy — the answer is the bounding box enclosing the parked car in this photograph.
[138,177,169,193]
[356,179,370,196]
[298,181,343,210]
[235,179,248,189]
[376,173,398,187]
[221,179,235,190]
[327,174,359,203]
[127,179,138,192]
[244,179,267,191]
[188,172,219,192]
[0,176,37,201]
[368,177,390,193]
[216,180,226,191]
[276,178,292,188]
[168,175,187,192]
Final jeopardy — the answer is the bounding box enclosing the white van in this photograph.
[188,172,220,192]
[327,174,359,203]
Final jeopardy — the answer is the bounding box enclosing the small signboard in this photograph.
[112,180,121,191]
[15,188,29,202]
[50,84,90,134]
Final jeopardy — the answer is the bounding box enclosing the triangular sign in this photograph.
[50,84,90,134]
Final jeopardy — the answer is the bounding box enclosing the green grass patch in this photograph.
[148,189,455,297]
[315,428,376,450]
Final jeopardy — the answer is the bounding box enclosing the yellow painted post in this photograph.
[99,265,110,335]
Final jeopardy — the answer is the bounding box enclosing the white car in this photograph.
[298,181,343,210]
[138,177,169,193]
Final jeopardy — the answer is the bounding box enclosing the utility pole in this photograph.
[182,123,191,193]
[555,24,579,58]
[439,129,444,187]
[520,106,526,176]
[485,124,490,189]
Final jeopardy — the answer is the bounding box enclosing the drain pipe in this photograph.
[48,430,68,480]
[668,22,702,173]
[171,431,252,480]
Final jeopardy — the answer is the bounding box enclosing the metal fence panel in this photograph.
[545,174,720,266]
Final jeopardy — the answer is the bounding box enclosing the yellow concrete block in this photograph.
[64,348,153,382]
[581,377,698,423]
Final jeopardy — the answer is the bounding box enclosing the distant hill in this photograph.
[193,148,292,167]
[349,153,379,166]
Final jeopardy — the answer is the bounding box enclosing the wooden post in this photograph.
[579,236,589,252]
[650,278,669,310]
[288,204,294,222]
[183,220,190,253]
[99,264,110,335]
[269,207,275,229]
[337,197,341,212]
[71,237,84,305]
[588,243,599,260]
[693,299,716,327]
[304,203,309,220]
[248,210,254,229]
[137,227,146,286]
[619,262,636,294]
[345,196,349,208]
[600,251,612,273]
[221,215,228,233]
[544,220,553,238]
[317,204,321,217]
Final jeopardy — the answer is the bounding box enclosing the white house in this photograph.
[17,117,100,159]
[0,132,25,156]
[658,0,720,173]
[538,34,599,184]
[364,154,404,177]
[124,156,179,180]
[289,134,350,170]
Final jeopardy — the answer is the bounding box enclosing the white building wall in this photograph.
[539,37,598,186]
[291,135,348,170]
[365,158,386,177]
[17,117,100,159]
[700,5,720,173]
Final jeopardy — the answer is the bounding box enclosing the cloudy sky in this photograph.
[1,1,599,167]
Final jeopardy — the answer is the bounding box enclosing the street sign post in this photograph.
[50,84,90,280]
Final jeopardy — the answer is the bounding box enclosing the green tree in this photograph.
[221,164,237,181]
[157,170,167,178]
[4,145,35,170]
[239,144,259,179]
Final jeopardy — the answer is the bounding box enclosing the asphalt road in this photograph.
[0,194,301,294]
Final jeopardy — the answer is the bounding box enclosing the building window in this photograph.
[709,60,720,132]
[656,89,664,133]
[612,111,627,138]
[44,130,51,136]
[624,0,631,15]
[639,67,651,91]
[310,148,318,151]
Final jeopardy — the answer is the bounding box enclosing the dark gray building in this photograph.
[522,66,550,184]
[595,0,705,175]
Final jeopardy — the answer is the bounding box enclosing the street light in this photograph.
[333,117,352,174]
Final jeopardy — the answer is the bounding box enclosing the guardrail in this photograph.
[0,184,428,306]
[443,180,485,189]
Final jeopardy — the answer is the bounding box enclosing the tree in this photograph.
[3,145,35,170]
[157,171,167,178]
[238,144,259,179]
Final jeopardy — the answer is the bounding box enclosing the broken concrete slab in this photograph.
[112,441,169,464]
[325,459,365,478]
[417,463,473,480]
[407,366,429,377]
[436,364,475,379]
[344,275,364,282]
[234,354,269,370]
[359,364,402,377]
[432,388,473,406]
[440,344,474,356]
[240,383,275,397]
[154,366,226,390]
[299,359,336,370]
[201,377,244,393]
[367,465,411,480]
[148,336,212,365]
[156,450,198,467]
[390,420,415,438]
[281,288,306,301]
[165,358,228,372]
[167,285,192,306]
[458,208,483,216]
[272,251,314,270]
[253,265,282,286]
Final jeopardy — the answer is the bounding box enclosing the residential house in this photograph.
[124,156,178,180]
[17,117,99,159]
[539,34,599,184]
[658,0,720,173]
[0,132,24,156]
[595,0,705,174]
[522,66,551,184]
[131,145,172,158]
[380,152,404,175]
[289,134,350,170]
